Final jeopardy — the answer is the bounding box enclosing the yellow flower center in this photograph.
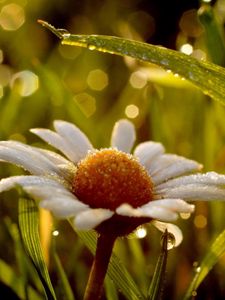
[72,149,153,210]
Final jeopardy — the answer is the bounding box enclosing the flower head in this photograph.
[1,119,225,245]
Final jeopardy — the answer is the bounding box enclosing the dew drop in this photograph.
[167,233,176,250]
[161,59,169,66]
[195,267,201,273]
[161,232,176,250]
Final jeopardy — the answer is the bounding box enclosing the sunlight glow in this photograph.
[125,104,139,119]
[0,3,25,31]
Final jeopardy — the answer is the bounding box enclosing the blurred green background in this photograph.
[1,0,225,299]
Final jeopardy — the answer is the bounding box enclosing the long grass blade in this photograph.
[147,231,168,300]
[18,197,57,300]
[39,20,225,104]
[184,228,225,300]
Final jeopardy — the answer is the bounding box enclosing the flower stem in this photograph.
[83,233,117,300]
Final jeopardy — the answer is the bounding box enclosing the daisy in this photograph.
[1,119,225,299]
[1,119,225,239]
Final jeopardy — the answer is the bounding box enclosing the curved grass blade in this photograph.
[184,228,225,300]
[147,231,168,300]
[38,20,225,104]
[70,225,145,300]
[18,197,57,300]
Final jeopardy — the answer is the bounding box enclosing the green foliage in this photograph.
[18,197,57,300]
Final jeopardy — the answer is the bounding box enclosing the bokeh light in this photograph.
[129,70,147,89]
[87,69,108,91]
[0,3,25,31]
[125,104,139,119]
[135,227,147,239]
[194,214,207,229]
[74,92,96,117]
[0,64,12,86]
[10,70,39,97]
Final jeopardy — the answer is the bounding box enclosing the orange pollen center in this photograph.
[72,149,153,210]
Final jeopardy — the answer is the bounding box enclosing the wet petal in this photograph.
[155,184,225,201]
[36,148,71,165]
[54,120,93,162]
[134,141,165,168]
[0,175,66,193]
[0,141,63,176]
[150,154,202,185]
[152,221,183,247]
[116,203,178,222]
[142,199,195,214]
[156,172,225,191]
[30,128,80,163]
[111,119,136,153]
[74,208,114,230]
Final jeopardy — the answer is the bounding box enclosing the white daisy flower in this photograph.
[0,119,225,247]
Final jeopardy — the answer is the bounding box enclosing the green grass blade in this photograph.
[18,197,57,300]
[198,4,225,66]
[105,277,119,300]
[147,231,168,300]
[184,228,225,300]
[71,227,145,300]
[39,20,225,104]
[52,248,75,300]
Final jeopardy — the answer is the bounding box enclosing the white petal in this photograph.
[142,199,195,214]
[152,221,183,247]
[116,203,178,222]
[134,141,165,168]
[111,119,136,153]
[39,197,89,218]
[54,120,93,162]
[149,154,202,185]
[155,184,225,201]
[0,141,62,176]
[74,208,114,230]
[36,148,71,165]
[156,172,225,191]
[0,175,66,193]
[116,203,144,217]
[35,148,75,180]
[30,128,80,163]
